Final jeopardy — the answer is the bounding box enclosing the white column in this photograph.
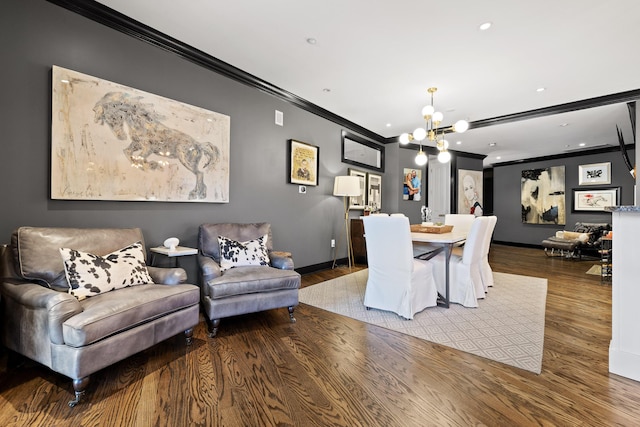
[609,208,640,381]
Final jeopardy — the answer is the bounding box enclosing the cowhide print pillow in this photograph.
[217,234,270,272]
[59,241,154,301]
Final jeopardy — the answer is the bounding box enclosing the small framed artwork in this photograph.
[348,168,367,210]
[572,187,620,212]
[289,139,319,186]
[578,162,611,185]
[367,173,382,212]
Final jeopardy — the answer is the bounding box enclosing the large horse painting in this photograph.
[51,66,230,202]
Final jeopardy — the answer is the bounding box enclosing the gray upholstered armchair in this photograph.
[0,227,200,407]
[197,222,301,337]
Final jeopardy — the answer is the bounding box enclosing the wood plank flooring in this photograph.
[1,244,639,426]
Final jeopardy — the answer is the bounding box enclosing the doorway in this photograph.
[427,155,451,223]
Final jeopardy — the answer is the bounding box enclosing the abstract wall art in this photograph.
[51,65,230,202]
[521,166,565,224]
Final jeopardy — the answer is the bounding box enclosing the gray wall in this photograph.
[2,0,632,281]
[493,150,635,245]
[0,0,396,277]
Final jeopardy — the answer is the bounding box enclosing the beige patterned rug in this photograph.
[299,269,547,374]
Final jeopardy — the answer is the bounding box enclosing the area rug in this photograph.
[299,269,547,374]
[586,264,601,275]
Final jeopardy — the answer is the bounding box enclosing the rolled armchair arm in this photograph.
[198,254,221,283]
[269,251,294,270]
[147,266,187,285]
[1,281,82,345]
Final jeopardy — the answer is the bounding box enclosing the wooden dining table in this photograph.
[411,227,467,308]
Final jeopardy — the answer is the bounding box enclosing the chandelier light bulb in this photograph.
[415,150,428,166]
[421,105,435,118]
[413,127,427,141]
[399,133,411,144]
[453,119,469,133]
[437,150,451,163]
[432,111,444,124]
[437,139,449,151]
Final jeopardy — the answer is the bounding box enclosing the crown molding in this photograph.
[47,0,387,144]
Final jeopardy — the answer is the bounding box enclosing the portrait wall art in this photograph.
[402,168,422,201]
[458,169,483,216]
[521,166,566,225]
[51,66,230,202]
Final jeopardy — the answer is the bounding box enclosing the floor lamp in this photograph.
[333,175,362,270]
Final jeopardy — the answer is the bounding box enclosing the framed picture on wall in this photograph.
[457,169,483,215]
[578,162,611,185]
[402,168,423,202]
[521,166,566,225]
[289,139,319,186]
[367,173,382,212]
[51,66,231,203]
[572,187,620,212]
[348,168,367,209]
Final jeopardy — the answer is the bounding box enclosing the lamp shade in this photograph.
[333,176,361,197]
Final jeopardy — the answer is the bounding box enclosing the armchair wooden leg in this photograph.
[68,376,90,407]
[288,306,296,323]
[206,318,220,338]
[184,328,194,346]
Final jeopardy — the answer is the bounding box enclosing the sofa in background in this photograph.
[0,227,200,407]
[542,222,611,258]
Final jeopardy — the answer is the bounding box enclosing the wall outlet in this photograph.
[331,239,335,248]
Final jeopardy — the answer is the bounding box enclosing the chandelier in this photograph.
[399,87,469,165]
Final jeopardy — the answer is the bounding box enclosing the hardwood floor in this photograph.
[1,244,638,426]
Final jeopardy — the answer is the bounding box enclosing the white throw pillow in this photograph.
[59,241,154,301]
[217,234,270,272]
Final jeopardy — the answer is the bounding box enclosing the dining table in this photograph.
[411,226,468,308]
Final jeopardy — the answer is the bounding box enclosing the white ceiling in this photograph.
[96,0,640,166]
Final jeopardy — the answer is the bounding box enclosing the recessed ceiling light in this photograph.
[456,141,462,145]
[536,87,546,92]
[496,156,502,160]
[489,142,497,147]
[479,22,492,31]
[579,142,586,147]
[306,38,317,45]
[386,123,391,127]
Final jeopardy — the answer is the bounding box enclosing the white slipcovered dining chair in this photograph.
[445,214,476,235]
[362,215,438,319]
[480,216,498,290]
[430,216,490,308]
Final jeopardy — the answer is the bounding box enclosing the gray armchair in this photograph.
[197,222,301,337]
[0,227,200,407]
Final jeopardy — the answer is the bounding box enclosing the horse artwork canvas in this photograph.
[51,66,230,202]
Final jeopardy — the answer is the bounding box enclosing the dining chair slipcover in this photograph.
[480,216,498,290]
[362,215,438,319]
[445,214,476,234]
[431,216,490,308]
